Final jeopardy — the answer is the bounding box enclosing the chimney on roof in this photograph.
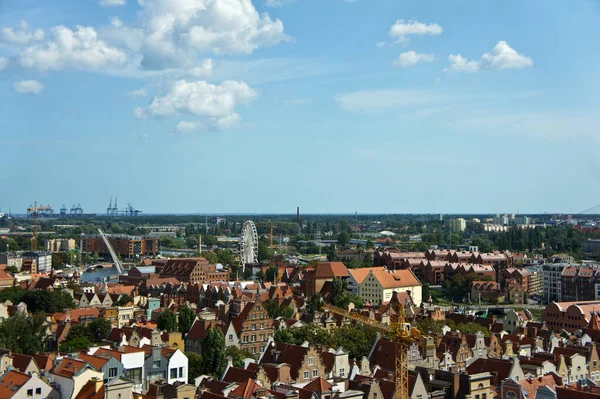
[92,377,102,393]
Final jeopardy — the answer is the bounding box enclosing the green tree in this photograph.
[326,244,336,261]
[337,232,350,247]
[274,328,295,344]
[256,270,266,281]
[157,309,178,333]
[60,336,92,352]
[115,294,133,306]
[258,239,272,262]
[201,327,227,378]
[178,306,196,334]
[202,251,219,264]
[217,249,233,266]
[187,352,203,380]
[306,294,322,313]
[86,318,112,343]
[227,346,254,368]
[331,277,347,306]
[336,293,364,310]
[0,313,49,355]
[266,266,278,283]
[5,266,18,275]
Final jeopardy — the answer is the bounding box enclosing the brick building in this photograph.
[231,300,274,356]
[159,258,229,284]
[80,234,159,258]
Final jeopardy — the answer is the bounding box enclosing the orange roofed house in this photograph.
[303,262,349,297]
[348,267,422,306]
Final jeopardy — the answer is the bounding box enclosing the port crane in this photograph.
[321,302,422,399]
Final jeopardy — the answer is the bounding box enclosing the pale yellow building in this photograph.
[348,267,422,306]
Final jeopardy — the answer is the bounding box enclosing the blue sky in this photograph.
[1,0,600,215]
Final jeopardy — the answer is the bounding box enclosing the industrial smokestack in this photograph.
[297,207,300,225]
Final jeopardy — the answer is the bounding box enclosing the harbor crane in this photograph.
[321,302,422,399]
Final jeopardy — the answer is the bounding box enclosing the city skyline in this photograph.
[1,0,600,214]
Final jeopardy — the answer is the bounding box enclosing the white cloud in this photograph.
[0,57,8,72]
[388,19,442,43]
[375,42,386,48]
[147,79,257,119]
[99,0,127,6]
[1,21,44,46]
[13,80,45,94]
[175,121,199,133]
[133,107,147,119]
[187,59,214,77]
[127,88,147,98]
[19,25,127,71]
[448,41,532,73]
[481,41,533,70]
[136,0,289,70]
[215,113,240,129]
[394,51,435,67]
[448,54,480,73]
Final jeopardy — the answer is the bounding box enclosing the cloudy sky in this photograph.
[1,0,600,214]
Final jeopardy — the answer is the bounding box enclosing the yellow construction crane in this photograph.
[322,303,421,399]
[27,201,51,250]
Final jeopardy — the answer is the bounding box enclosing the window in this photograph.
[304,371,309,380]
[308,357,314,366]
[109,367,118,378]
[170,368,178,379]
[313,370,318,377]
[179,367,184,378]
[260,323,264,330]
[252,324,256,330]
[36,388,42,395]
[27,389,33,397]
[153,360,160,368]
[229,334,233,342]
[340,368,345,377]
[126,367,143,384]
[243,336,248,343]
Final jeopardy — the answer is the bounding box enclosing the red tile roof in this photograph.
[0,370,32,399]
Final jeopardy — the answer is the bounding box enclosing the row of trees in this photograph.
[274,323,378,360]
[156,307,196,334]
[0,287,77,314]
[60,318,113,352]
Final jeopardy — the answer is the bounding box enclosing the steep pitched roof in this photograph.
[74,379,104,399]
[304,377,332,393]
[314,262,349,279]
[10,353,37,374]
[222,366,257,383]
[77,353,109,371]
[0,370,31,399]
[229,378,263,399]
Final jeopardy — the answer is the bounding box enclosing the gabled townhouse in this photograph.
[500,373,562,399]
[505,309,532,334]
[93,346,146,391]
[141,345,188,385]
[49,357,104,398]
[320,347,350,380]
[10,353,41,376]
[260,341,327,383]
[77,352,125,382]
[74,376,134,399]
[466,357,525,386]
[231,299,274,356]
[186,319,229,354]
[0,370,59,399]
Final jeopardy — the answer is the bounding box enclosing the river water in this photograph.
[80,267,121,283]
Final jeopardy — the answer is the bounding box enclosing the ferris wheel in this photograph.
[240,220,258,269]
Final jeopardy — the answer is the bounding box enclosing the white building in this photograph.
[21,251,52,273]
[543,262,571,302]
[449,218,467,232]
[0,370,59,399]
[348,267,422,306]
